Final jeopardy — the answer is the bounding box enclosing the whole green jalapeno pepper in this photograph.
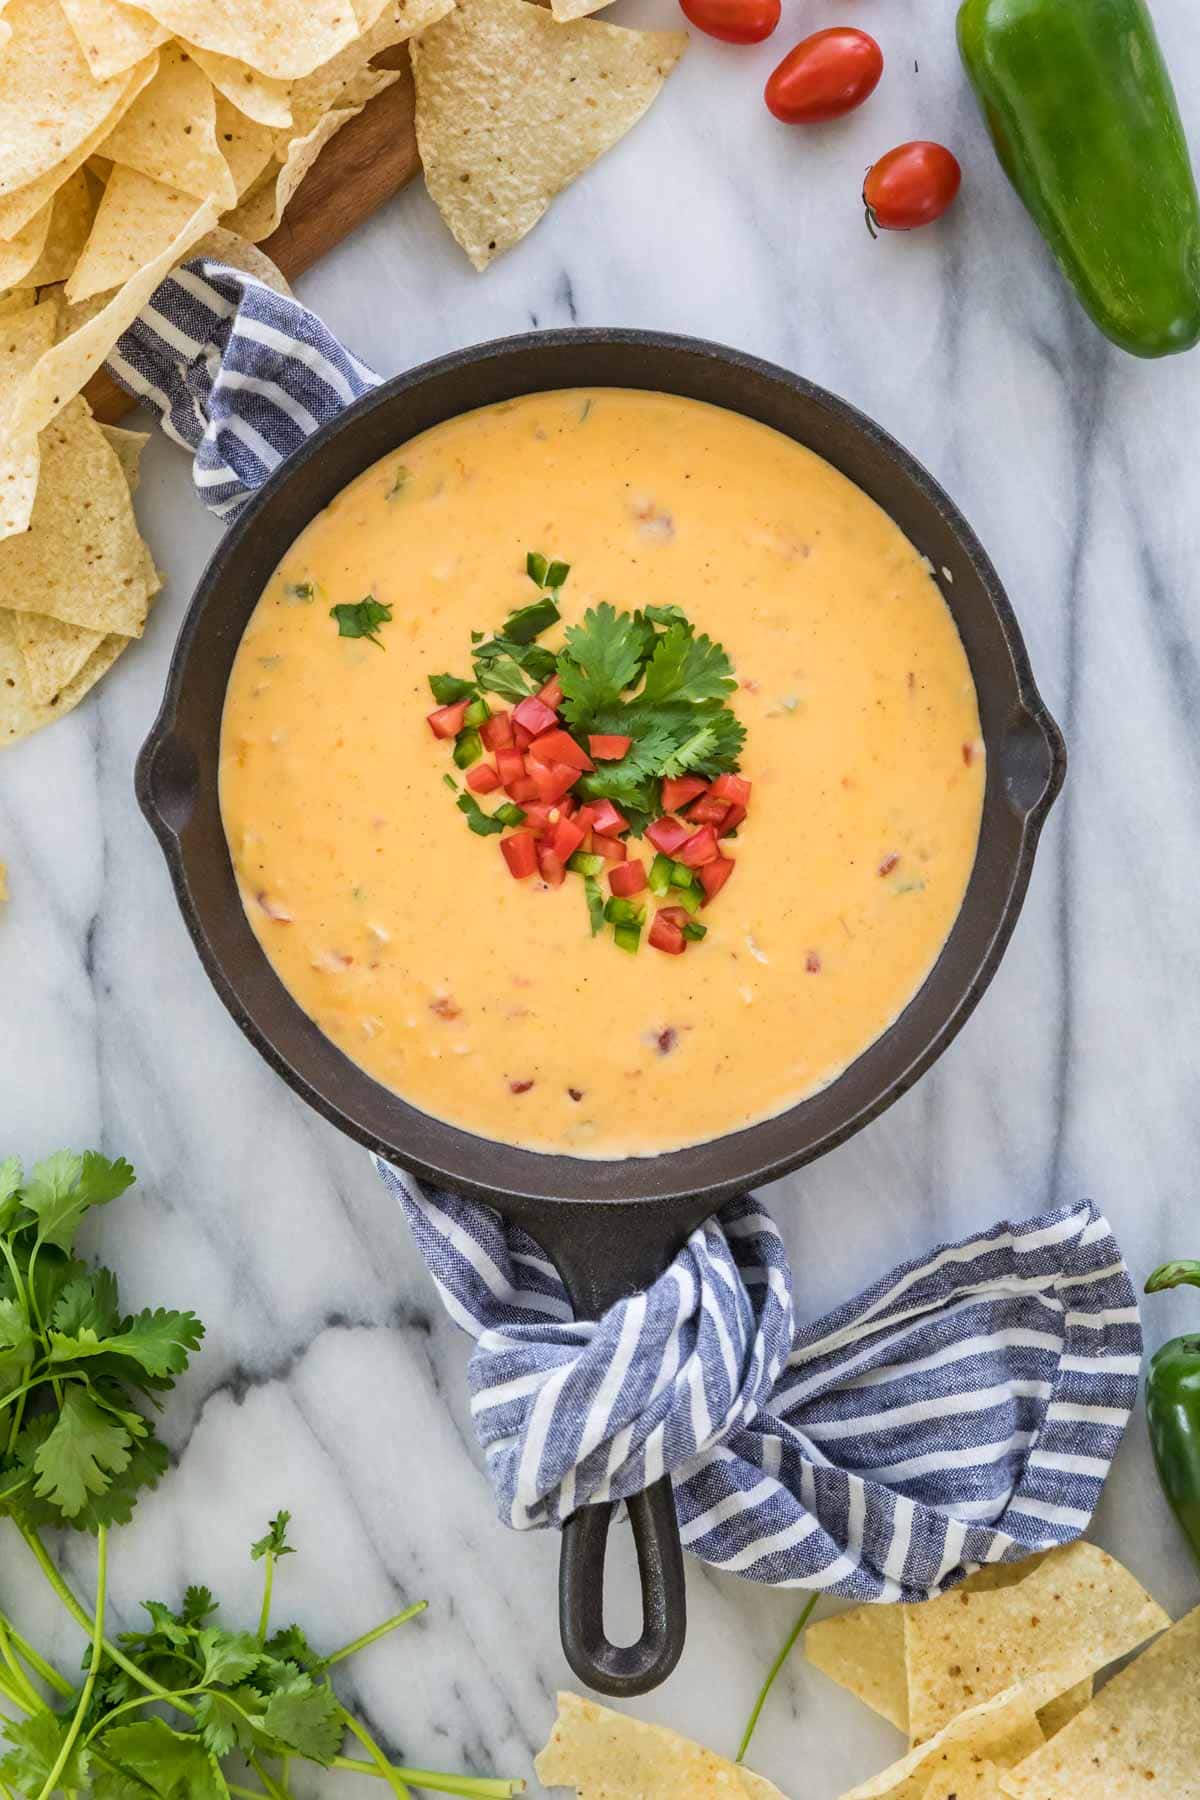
[1145,1260,1200,1566]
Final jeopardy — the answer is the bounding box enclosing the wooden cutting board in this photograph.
[85,46,420,426]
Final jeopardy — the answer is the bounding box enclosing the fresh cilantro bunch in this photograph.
[558,602,745,831]
[0,1152,202,1532]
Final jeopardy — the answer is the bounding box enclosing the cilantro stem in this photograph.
[0,1616,43,1714]
[34,1525,107,1800]
[257,1550,276,1643]
[734,1592,819,1765]
[322,1602,427,1668]
[0,1668,35,1717]
[249,1755,294,1800]
[333,1758,524,1797]
[16,1524,199,1720]
[336,1704,411,1800]
[3,1621,74,1700]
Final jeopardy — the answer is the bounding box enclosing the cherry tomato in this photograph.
[679,0,780,46]
[765,28,883,124]
[863,141,962,232]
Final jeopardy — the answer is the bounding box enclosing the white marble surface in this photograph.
[3,1,1200,1793]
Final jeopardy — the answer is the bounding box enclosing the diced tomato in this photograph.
[551,814,586,863]
[427,700,469,739]
[528,729,594,772]
[648,913,686,956]
[513,695,559,737]
[507,777,539,803]
[588,733,633,761]
[710,773,751,806]
[496,746,525,788]
[480,710,514,751]
[609,859,646,897]
[592,833,627,862]
[720,803,747,837]
[521,802,558,833]
[576,803,598,834]
[657,905,692,929]
[676,826,719,868]
[587,798,629,836]
[501,832,538,879]
[645,817,691,857]
[661,775,707,813]
[699,855,735,902]
[513,723,534,751]
[537,842,566,887]
[538,675,564,709]
[685,795,731,828]
[530,760,580,804]
[466,763,500,794]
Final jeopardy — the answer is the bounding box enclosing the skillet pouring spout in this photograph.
[136,327,1065,1692]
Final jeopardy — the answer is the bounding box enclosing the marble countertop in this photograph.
[4,1,1200,1793]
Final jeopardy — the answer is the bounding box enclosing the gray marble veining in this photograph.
[3,1,1200,1792]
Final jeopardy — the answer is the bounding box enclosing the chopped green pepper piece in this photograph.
[545,559,570,590]
[669,861,696,889]
[613,921,643,954]
[453,728,483,769]
[442,773,458,791]
[604,896,645,926]
[648,853,673,897]
[682,921,707,941]
[494,801,527,827]
[526,550,549,587]
[670,883,702,917]
[583,873,605,936]
[463,696,491,728]
[568,851,606,877]
[501,596,560,644]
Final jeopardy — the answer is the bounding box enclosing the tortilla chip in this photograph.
[133,0,359,80]
[98,42,237,206]
[183,43,294,129]
[0,297,59,536]
[904,1544,1169,1745]
[67,165,212,303]
[0,609,128,747]
[841,1688,1044,1800]
[285,0,451,135]
[920,1749,1007,1800]
[412,0,685,270]
[1035,1679,1091,1740]
[550,0,610,18]
[0,0,148,201]
[58,0,169,79]
[225,105,363,242]
[807,1605,909,1733]
[189,225,293,294]
[999,1605,1200,1800]
[22,170,100,285]
[0,397,159,641]
[12,611,107,705]
[212,94,276,198]
[0,199,53,289]
[0,49,157,241]
[535,1693,787,1798]
[0,286,36,314]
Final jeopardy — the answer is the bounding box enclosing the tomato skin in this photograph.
[648,913,687,956]
[680,0,779,45]
[765,28,883,125]
[864,141,962,231]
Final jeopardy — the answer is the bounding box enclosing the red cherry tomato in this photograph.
[679,0,780,45]
[863,141,962,232]
[765,28,883,124]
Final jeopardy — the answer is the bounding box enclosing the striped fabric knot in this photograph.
[378,1160,1142,1602]
[104,259,380,521]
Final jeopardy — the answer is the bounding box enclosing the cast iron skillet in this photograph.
[137,329,1065,1698]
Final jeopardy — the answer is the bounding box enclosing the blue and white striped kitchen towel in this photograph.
[104,258,380,520]
[110,263,1141,1600]
[377,1166,1141,1602]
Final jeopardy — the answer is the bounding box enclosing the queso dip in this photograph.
[219,389,985,1158]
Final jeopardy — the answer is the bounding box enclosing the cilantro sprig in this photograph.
[0,1152,523,1800]
[330,595,391,648]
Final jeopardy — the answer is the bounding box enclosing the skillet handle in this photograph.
[524,1201,691,1697]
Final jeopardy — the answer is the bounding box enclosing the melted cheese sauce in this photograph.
[220,390,984,1157]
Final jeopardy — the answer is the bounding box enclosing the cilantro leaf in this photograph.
[456,793,506,837]
[0,1155,21,1232]
[0,1711,87,1795]
[137,1600,192,1649]
[183,1585,218,1626]
[559,605,648,719]
[428,673,477,705]
[22,1151,134,1252]
[583,874,605,937]
[48,1309,204,1380]
[251,1510,294,1561]
[330,596,391,648]
[196,1627,263,1686]
[96,1720,221,1800]
[640,622,736,705]
[264,1623,320,1672]
[52,1269,121,1338]
[472,648,531,701]
[0,1295,34,1392]
[31,1386,132,1519]
[195,1688,264,1759]
[260,1671,343,1764]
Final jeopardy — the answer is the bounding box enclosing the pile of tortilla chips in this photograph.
[0,0,685,748]
[806,1541,1197,1799]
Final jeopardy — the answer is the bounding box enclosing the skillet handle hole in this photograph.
[558,1477,686,1698]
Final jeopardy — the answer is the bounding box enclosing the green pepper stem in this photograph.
[735,1591,819,1765]
[1146,1260,1200,1294]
